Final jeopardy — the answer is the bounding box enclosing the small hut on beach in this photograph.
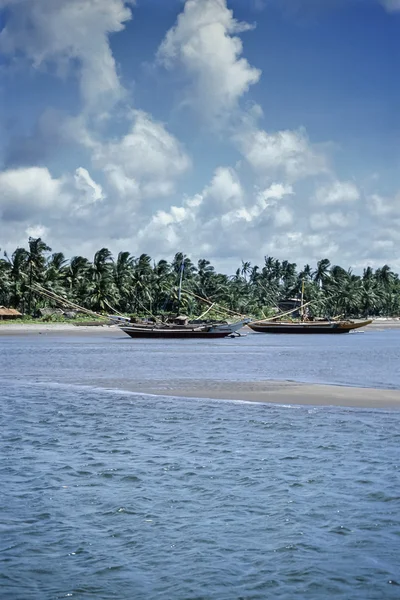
[0,306,23,320]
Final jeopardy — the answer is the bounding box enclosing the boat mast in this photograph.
[177,259,184,315]
[300,279,305,321]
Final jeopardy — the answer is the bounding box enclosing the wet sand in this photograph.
[1,322,399,408]
[0,323,115,336]
[94,378,400,410]
[368,318,400,329]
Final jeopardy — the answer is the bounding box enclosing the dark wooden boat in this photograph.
[248,319,372,334]
[120,317,250,339]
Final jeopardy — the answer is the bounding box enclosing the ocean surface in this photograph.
[1,329,400,599]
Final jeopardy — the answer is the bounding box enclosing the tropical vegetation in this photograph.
[0,238,399,320]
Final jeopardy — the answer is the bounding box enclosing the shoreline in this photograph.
[0,318,400,336]
[0,323,116,335]
[1,322,399,409]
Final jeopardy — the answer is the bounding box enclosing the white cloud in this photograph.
[314,180,360,205]
[1,0,399,274]
[74,167,104,203]
[309,210,356,230]
[234,123,328,181]
[0,167,67,221]
[0,0,134,111]
[138,165,245,250]
[25,224,49,240]
[202,166,244,211]
[92,110,191,202]
[380,0,400,12]
[157,0,261,120]
[0,165,105,224]
[105,165,141,199]
[73,167,105,216]
[274,206,293,227]
[368,192,400,217]
[138,169,296,258]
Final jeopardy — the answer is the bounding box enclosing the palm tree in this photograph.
[298,263,313,282]
[87,248,119,312]
[0,253,12,306]
[27,237,51,313]
[43,252,68,297]
[6,247,30,311]
[65,256,91,303]
[313,258,331,287]
[241,260,252,282]
[3,236,400,319]
[114,252,135,312]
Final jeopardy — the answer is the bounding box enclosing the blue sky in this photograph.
[0,0,399,271]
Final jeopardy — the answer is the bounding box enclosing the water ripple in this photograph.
[1,381,400,599]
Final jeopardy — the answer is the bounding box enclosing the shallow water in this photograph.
[1,331,400,598]
[1,328,400,390]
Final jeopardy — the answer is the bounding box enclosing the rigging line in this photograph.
[195,303,215,321]
[133,294,163,323]
[181,288,248,318]
[33,289,105,320]
[251,299,314,324]
[103,299,124,317]
[30,286,71,309]
[31,283,104,319]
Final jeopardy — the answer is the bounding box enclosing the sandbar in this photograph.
[80,378,400,410]
[1,322,399,409]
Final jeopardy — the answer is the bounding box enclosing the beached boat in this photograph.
[118,258,250,339]
[248,280,372,334]
[120,316,250,339]
[248,319,372,334]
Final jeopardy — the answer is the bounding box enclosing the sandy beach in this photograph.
[0,323,116,335]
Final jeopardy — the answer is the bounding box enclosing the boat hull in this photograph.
[120,318,250,339]
[121,327,231,339]
[248,320,372,334]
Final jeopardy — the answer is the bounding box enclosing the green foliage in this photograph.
[1,240,399,319]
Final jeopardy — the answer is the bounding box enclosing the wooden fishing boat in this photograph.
[120,317,250,339]
[119,258,251,339]
[248,319,372,334]
[249,279,372,334]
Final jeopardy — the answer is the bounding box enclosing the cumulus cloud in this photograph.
[0,0,134,111]
[92,110,191,202]
[157,0,261,120]
[0,167,67,221]
[368,192,400,217]
[138,168,297,259]
[0,165,105,225]
[314,180,360,206]
[309,210,356,230]
[1,0,399,272]
[234,122,328,182]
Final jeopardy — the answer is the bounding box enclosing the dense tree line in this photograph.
[0,237,399,319]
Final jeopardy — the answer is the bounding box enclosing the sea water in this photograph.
[1,330,400,599]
